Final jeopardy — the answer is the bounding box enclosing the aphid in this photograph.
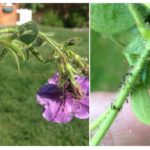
[125,72,132,76]
[127,71,131,75]
[119,72,133,88]
[111,103,121,111]
[130,65,134,68]
[66,84,73,93]
[118,75,126,88]
[118,83,122,88]
[126,98,129,103]
[126,93,130,103]
[118,76,126,88]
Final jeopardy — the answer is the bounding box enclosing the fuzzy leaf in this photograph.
[131,84,150,125]
[18,21,38,45]
[123,35,146,65]
[91,4,135,35]
[124,35,150,85]
[112,27,139,48]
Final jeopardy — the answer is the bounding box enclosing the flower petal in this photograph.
[36,74,89,123]
[74,97,89,119]
[48,73,59,84]
[37,84,62,105]
[74,76,89,119]
[42,95,74,123]
[76,76,89,96]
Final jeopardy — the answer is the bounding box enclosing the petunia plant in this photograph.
[90,3,150,145]
[0,21,89,124]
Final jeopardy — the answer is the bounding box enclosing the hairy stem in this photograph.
[39,32,63,56]
[90,109,110,131]
[128,4,145,37]
[90,44,150,146]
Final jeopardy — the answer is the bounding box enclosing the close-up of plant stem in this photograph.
[90,4,150,146]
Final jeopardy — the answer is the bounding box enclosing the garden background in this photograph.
[0,3,89,145]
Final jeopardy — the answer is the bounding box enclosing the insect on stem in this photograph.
[111,102,122,111]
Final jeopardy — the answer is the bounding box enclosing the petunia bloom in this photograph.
[36,74,89,123]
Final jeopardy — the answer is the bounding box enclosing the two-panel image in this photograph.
[0,3,150,146]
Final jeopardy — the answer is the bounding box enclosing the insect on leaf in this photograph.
[131,84,150,125]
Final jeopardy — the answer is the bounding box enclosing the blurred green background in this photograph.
[22,3,89,28]
[0,4,89,146]
[91,30,128,92]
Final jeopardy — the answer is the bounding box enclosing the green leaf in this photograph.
[123,35,146,65]
[18,21,38,45]
[123,35,150,86]
[62,37,81,47]
[7,41,25,61]
[9,49,20,71]
[131,84,150,125]
[0,48,8,61]
[112,27,139,48]
[91,4,135,35]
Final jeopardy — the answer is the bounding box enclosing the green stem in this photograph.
[0,27,17,33]
[90,109,110,131]
[39,32,63,56]
[39,32,78,86]
[90,44,150,146]
[128,4,145,38]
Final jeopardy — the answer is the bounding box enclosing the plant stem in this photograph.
[128,4,145,38]
[90,43,150,146]
[90,109,110,131]
[0,27,17,33]
[39,32,63,55]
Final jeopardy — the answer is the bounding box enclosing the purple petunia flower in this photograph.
[36,73,89,123]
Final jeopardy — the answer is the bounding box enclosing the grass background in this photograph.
[91,30,128,92]
[0,26,89,145]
